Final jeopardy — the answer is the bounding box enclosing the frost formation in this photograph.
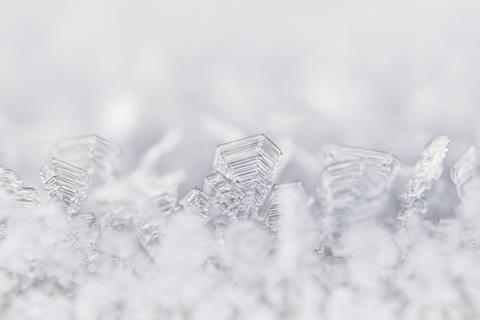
[0,133,479,319]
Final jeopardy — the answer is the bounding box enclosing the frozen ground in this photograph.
[1,0,480,319]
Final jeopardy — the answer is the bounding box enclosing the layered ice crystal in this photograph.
[398,136,449,223]
[40,158,89,214]
[180,134,285,238]
[203,173,248,219]
[318,145,400,214]
[40,135,121,214]
[451,145,480,200]
[260,182,306,238]
[55,134,121,184]
[181,187,210,220]
[213,134,282,215]
[0,165,40,208]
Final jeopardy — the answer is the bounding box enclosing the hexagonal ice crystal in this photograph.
[318,145,399,213]
[0,165,40,208]
[213,134,282,214]
[40,158,89,214]
[55,134,121,184]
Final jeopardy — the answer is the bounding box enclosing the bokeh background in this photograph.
[2,0,480,193]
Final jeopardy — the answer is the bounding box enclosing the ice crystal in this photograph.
[55,134,121,185]
[0,165,40,208]
[398,135,450,223]
[260,182,307,238]
[318,145,399,215]
[181,188,210,220]
[451,145,480,200]
[40,158,89,214]
[213,134,282,215]
[40,135,121,215]
[203,173,247,218]
[3,132,480,319]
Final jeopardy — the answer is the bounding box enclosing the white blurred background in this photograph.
[1,0,480,189]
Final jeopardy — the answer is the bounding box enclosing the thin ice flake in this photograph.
[318,145,399,213]
[203,173,248,219]
[0,165,40,208]
[398,135,450,222]
[213,134,282,214]
[55,134,121,184]
[40,158,89,214]
[181,188,210,220]
[451,145,480,200]
[260,182,305,238]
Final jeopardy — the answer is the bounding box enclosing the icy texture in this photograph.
[318,145,399,214]
[181,134,284,236]
[55,134,121,184]
[181,188,210,220]
[179,134,292,241]
[40,135,121,215]
[40,158,89,214]
[5,134,480,319]
[203,173,247,218]
[3,0,480,315]
[0,166,40,208]
[213,134,282,214]
[451,145,480,200]
[398,135,450,223]
[260,182,306,238]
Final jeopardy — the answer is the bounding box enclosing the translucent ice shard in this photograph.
[0,165,40,208]
[40,158,89,214]
[213,134,282,215]
[203,173,248,219]
[318,145,399,214]
[55,134,121,184]
[260,182,305,238]
[322,144,400,174]
[180,134,284,237]
[398,135,450,222]
[451,145,480,200]
[180,187,210,220]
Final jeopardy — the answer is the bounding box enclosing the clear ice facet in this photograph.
[318,145,399,212]
[55,134,121,184]
[398,135,450,222]
[213,134,282,214]
[180,187,210,220]
[451,145,480,200]
[40,158,89,214]
[322,144,400,174]
[203,173,248,219]
[181,135,286,236]
[260,182,305,237]
[0,165,40,208]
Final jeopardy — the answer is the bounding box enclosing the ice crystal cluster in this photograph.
[1,133,480,319]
